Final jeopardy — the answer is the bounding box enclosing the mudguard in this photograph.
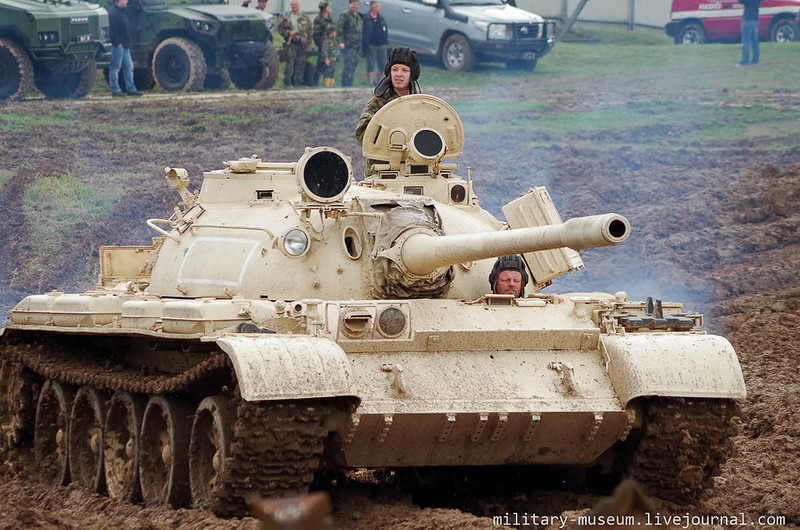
[216,335,357,402]
[602,333,746,404]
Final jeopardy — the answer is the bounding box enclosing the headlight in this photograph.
[282,229,309,257]
[101,27,109,41]
[190,20,216,33]
[38,31,59,44]
[488,24,512,40]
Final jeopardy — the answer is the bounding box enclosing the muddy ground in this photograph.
[0,81,799,529]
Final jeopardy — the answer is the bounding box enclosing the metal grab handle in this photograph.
[146,219,180,243]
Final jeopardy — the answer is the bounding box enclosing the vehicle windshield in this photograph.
[448,0,506,5]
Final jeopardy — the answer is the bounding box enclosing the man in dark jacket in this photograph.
[738,0,761,66]
[108,0,140,96]
[362,1,388,86]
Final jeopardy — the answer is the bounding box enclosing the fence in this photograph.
[515,0,672,35]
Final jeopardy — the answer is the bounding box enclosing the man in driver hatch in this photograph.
[489,255,528,298]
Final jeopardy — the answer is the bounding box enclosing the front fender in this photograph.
[217,334,357,402]
[602,333,746,405]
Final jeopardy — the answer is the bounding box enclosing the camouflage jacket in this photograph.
[336,9,363,50]
[278,11,313,48]
[313,14,338,59]
[355,89,398,145]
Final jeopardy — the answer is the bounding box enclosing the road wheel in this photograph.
[505,58,537,71]
[152,37,206,92]
[34,380,75,486]
[770,17,797,42]
[676,22,706,44]
[35,60,97,99]
[139,395,192,507]
[0,38,33,101]
[229,41,280,90]
[441,33,474,72]
[104,391,146,502]
[68,386,107,492]
[189,396,235,511]
[203,69,231,90]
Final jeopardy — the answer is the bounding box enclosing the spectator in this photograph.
[336,0,362,87]
[313,1,339,87]
[108,0,141,97]
[362,1,388,87]
[278,0,312,87]
[355,46,420,176]
[738,0,761,66]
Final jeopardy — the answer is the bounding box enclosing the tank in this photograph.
[0,95,745,515]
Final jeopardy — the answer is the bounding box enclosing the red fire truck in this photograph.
[666,0,800,43]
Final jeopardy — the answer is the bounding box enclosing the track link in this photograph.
[208,400,330,516]
[627,397,737,501]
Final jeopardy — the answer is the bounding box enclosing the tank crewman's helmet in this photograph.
[318,1,329,10]
[489,255,529,297]
[383,46,420,82]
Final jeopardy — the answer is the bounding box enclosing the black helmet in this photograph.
[489,255,529,296]
[383,46,420,81]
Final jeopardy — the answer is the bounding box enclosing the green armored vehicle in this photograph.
[0,0,108,100]
[0,95,745,514]
[101,0,279,92]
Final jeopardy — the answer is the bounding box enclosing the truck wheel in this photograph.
[35,60,97,99]
[229,41,279,90]
[676,22,706,44]
[441,34,474,72]
[152,37,207,92]
[203,69,231,90]
[0,38,33,101]
[505,58,537,71]
[769,17,797,42]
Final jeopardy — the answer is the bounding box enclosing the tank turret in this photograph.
[133,95,628,301]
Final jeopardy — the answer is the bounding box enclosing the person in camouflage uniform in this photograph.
[355,47,421,176]
[336,0,362,87]
[278,0,312,87]
[313,1,339,87]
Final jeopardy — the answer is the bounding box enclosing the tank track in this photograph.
[0,337,231,395]
[0,335,335,516]
[627,397,738,501]
[211,400,329,516]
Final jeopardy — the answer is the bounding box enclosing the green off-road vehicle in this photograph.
[102,0,279,92]
[0,0,108,100]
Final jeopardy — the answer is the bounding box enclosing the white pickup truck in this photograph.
[334,0,555,71]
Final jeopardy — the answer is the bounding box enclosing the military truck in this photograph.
[0,95,745,514]
[0,0,108,100]
[101,0,279,92]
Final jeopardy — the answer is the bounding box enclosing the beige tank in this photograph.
[0,95,745,514]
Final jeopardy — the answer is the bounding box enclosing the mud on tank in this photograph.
[0,95,745,515]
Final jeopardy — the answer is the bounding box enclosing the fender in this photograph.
[216,334,358,402]
[602,333,746,404]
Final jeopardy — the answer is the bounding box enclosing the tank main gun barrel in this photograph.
[400,213,630,276]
